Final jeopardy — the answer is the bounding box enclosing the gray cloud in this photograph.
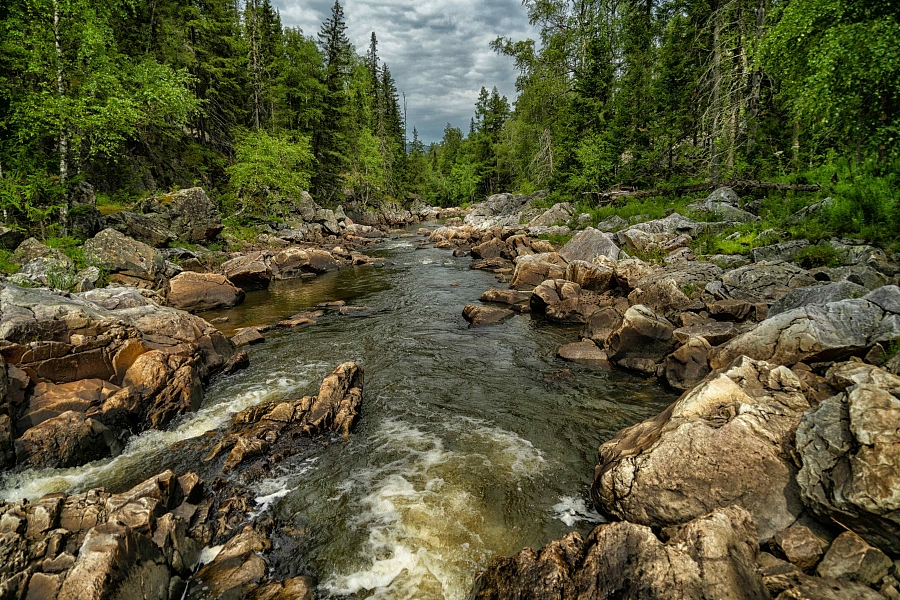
[274,0,537,143]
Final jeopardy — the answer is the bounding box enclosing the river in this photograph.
[0,226,677,599]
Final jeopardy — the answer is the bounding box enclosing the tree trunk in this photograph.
[53,0,69,234]
[792,120,800,172]
[710,9,723,184]
[746,0,766,155]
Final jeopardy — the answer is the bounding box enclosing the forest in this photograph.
[0,0,898,241]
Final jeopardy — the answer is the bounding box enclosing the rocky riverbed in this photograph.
[1,185,899,599]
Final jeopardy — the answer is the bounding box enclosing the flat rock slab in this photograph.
[557,341,609,369]
[463,304,514,327]
[231,327,264,347]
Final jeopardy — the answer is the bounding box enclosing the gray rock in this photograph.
[595,215,628,232]
[706,186,741,206]
[473,505,768,600]
[786,197,833,225]
[84,228,167,289]
[710,286,900,369]
[104,211,176,247]
[769,281,866,316]
[67,205,104,240]
[796,361,900,554]
[592,356,810,542]
[18,254,76,288]
[559,228,622,263]
[136,187,223,243]
[528,202,574,228]
[810,264,892,290]
[751,240,810,263]
[719,261,816,302]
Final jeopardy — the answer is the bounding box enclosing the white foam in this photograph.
[198,545,224,565]
[552,496,606,527]
[0,374,302,502]
[322,418,546,600]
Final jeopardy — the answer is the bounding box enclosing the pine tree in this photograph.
[313,0,352,201]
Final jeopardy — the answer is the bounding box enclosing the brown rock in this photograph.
[474,505,767,600]
[471,238,511,260]
[772,526,828,571]
[664,336,711,390]
[773,575,884,600]
[463,304,514,327]
[592,357,810,542]
[673,321,740,346]
[605,304,675,365]
[15,411,116,469]
[479,289,530,305]
[510,253,567,290]
[167,272,245,313]
[231,327,265,347]
[581,307,622,346]
[816,531,892,585]
[557,341,609,369]
[564,260,614,292]
[222,252,272,291]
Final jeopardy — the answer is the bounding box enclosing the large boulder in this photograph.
[136,187,223,243]
[751,240,810,263]
[527,202,574,228]
[710,286,900,369]
[592,356,810,541]
[509,253,567,290]
[769,281,866,316]
[220,252,272,292]
[167,272,244,313]
[14,410,116,469]
[83,228,167,289]
[558,228,622,263]
[473,505,768,600]
[716,262,816,303]
[0,284,235,469]
[605,305,676,369]
[204,362,363,473]
[270,248,339,279]
[564,260,614,292]
[104,211,176,247]
[795,361,900,554]
[664,336,712,390]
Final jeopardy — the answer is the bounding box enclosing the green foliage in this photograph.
[795,244,842,269]
[538,233,573,246]
[227,130,313,213]
[45,236,86,269]
[0,250,21,275]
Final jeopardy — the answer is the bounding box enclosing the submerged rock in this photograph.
[463,304,514,327]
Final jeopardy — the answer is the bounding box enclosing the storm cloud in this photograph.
[273,0,538,143]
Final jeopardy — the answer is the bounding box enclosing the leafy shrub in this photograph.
[795,244,842,269]
[227,130,314,215]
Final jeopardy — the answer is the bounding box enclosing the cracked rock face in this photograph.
[796,361,900,554]
[592,356,810,541]
[473,505,768,600]
[710,285,900,369]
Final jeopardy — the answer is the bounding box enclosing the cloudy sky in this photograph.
[273,0,538,143]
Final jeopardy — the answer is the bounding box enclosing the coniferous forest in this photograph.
[0,0,898,241]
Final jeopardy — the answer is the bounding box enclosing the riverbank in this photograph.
[1,185,899,599]
[421,189,900,600]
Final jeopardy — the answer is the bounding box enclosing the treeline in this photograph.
[429,0,900,204]
[0,0,422,231]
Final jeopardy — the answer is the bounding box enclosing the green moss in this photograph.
[539,233,573,246]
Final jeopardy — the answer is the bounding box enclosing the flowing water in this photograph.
[0,225,678,599]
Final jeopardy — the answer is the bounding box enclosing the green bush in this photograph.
[795,244,842,269]
[0,250,20,275]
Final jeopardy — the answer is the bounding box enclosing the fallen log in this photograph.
[585,180,821,204]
